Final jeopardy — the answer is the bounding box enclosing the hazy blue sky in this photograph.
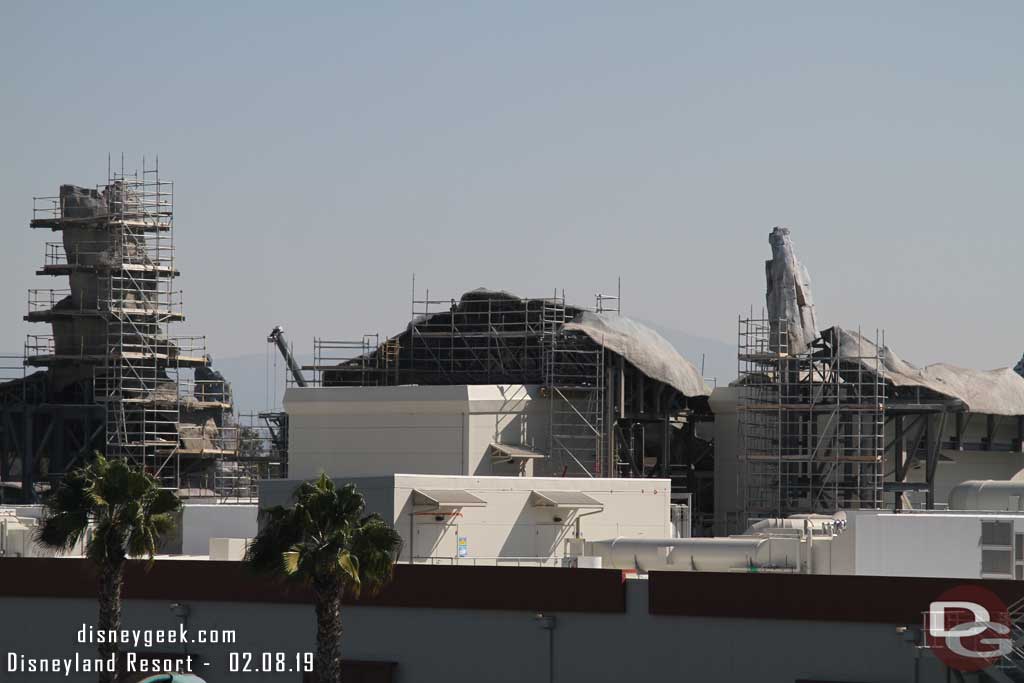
[2,1,1021,380]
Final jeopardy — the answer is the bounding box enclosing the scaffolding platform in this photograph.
[738,316,886,517]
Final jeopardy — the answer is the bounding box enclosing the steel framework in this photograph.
[304,288,612,477]
[297,285,713,526]
[542,292,606,477]
[738,316,886,517]
[7,160,236,493]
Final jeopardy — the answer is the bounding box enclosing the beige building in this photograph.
[284,384,552,480]
[260,473,673,564]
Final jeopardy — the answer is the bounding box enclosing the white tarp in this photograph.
[829,326,1024,416]
[563,311,711,398]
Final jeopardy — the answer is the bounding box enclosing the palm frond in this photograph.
[38,454,181,567]
[351,515,403,595]
[282,550,300,575]
[337,551,362,596]
[35,468,92,552]
[247,478,400,602]
[246,505,304,574]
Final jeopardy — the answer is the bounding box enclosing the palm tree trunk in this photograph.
[97,560,124,683]
[313,576,343,683]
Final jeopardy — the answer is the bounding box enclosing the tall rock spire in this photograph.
[765,227,819,354]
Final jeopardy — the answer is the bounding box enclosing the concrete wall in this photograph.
[285,386,469,480]
[0,579,944,683]
[463,385,552,476]
[260,475,671,565]
[180,505,258,556]
[709,386,741,534]
[393,474,670,563]
[284,385,551,481]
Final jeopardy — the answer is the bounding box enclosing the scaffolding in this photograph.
[173,411,287,502]
[308,335,396,387]
[95,164,180,483]
[404,289,551,385]
[303,287,613,476]
[737,316,886,517]
[542,292,606,476]
[21,160,235,491]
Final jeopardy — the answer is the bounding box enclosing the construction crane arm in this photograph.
[267,325,307,388]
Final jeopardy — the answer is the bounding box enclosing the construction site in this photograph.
[0,162,284,503]
[4,164,1024,533]
[7,163,1024,682]
[292,285,716,517]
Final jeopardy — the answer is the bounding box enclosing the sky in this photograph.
[1,1,1022,389]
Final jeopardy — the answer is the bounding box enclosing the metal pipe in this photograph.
[535,614,555,683]
[574,507,602,539]
[593,536,771,572]
[948,480,1024,511]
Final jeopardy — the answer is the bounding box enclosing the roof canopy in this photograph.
[488,443,546,460]
[563,311,710,398]
[530,490,604,509]
[412,489,487,509]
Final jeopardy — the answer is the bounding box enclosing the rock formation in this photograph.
[766,227,819,354]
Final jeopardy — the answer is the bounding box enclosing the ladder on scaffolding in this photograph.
[94,169,181,488]
[542,294,605,477]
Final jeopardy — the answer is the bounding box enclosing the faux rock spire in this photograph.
[765,227,819,354]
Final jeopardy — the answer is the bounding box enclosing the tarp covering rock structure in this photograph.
[739,227,1024,519]
[562,312,710,399]
[824,327,1024,417]
[766,226,819,355]
[738,229,886,519]
[312,287,716,529]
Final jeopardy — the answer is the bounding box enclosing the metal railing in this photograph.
[27,288,77,313]
[178,379,233,405]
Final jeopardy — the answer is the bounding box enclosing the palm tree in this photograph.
[35,455,182,683]
[246,475,402,683]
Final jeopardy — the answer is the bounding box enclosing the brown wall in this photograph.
[649,570,1024,623]
[0,559,626,613]
[4,558,1022,625]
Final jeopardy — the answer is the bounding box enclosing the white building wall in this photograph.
[284,385,550,481]
[181,504,259,556]
[840,511,1024,579]
[391,474,670,563]
[285,386,469,480]
[463,385,550,476]
[709,386,741,534]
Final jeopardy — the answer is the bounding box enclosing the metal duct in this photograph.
[948,480,1024,511]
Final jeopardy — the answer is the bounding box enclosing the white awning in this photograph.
[412,489,487,510]
[530,490,604,509]
[488,443,546,460]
